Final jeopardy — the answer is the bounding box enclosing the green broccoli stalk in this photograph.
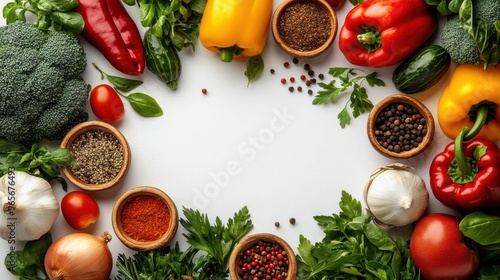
[0,21,90,144]
[436,0,500,68]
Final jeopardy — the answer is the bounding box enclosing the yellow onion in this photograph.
[44,232,113,280]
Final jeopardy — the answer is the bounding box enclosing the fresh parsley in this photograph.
[313,67,385,128]
[297,190,419,279]
[180,206,253,279]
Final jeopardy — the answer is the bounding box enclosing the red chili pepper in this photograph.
[338,0,437,67]
[430,130,500,211]
[76,0,145,75]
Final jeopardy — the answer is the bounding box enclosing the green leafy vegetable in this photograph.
[0,139,76,190]
[123,0,207,51]
[245,55,265,86]
[115,243,213,280]
[93,63,143,92]
[119,92,164,118]
[313,68,385,128]
[4,232,52,279]
[459,0,500,68]
[297,190,419,279]
[180,206,253,278]
[459,211,500,278]
[3,0,84,32]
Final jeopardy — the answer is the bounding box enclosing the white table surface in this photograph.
[1,1,459,279]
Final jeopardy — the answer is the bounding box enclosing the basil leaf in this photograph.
[125,92,163,117]
[122,0,136,6]
[245,55,264,87]
[460,212,500,245]
[93,63,143,92]
[51,11,84,33]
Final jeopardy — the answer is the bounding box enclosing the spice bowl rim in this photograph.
[367,94,435,159]
[60,120,131,191]
[228,233,298,280]
[271,0,338,59]
[112,186,179,251]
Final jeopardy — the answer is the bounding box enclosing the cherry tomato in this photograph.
[325,0,346,9]
[90,84,125,123]
[61,191,100,230]
[410,213,479,280]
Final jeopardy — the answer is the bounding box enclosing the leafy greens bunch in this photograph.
[122,0,207,51]
[0,138,75,190]
[3,0,84,33]
[114,206,253,280]
[297,191,419,279]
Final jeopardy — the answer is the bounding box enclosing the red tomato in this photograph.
[61,191,100,230]
[325,0,346,9]
[90,84,125,123]
[410,213,479,280]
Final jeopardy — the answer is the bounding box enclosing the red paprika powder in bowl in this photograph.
[112,186,178,251]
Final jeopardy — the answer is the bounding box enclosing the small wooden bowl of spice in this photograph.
[272,0,338,58]
[112,186,179,251]
[61,121,130,191]
[367,94,435,159]
[229,233,297,280]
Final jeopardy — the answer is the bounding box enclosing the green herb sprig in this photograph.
[313,67,385,128]
[297,190,419,279]
[180,206,253,279]
[0,139,75,190]
[3,0,84,33]
[93,63,163,118]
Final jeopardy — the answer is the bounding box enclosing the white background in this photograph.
[1,1,459,279]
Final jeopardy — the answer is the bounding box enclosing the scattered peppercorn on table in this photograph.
[0,0,485,279]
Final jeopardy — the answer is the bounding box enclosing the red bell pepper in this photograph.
[430,127,500,211]
[76,0,145,75]
[338,0,437,68]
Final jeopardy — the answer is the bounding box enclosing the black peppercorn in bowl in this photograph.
[60,120,131,191]
[229,233,298,280]
[367,94,435,159]
[271,0,338,58]
[112,186,179,251]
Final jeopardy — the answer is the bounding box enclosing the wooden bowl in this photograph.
[272,0,337,58]
[229,233,297,280]
[112,186,179,251]
[367,94,435,159]
[60,121,131,191]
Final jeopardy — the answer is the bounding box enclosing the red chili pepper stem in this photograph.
[452,128,474,182]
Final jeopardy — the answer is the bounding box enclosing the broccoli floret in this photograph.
[441,0,500,65]
[0,21,90,144]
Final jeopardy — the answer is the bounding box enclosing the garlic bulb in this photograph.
[364,163,429,227]
[0,171,59,241]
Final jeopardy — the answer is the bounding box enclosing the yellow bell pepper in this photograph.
[199,0,273,62]
[438,64,500,142]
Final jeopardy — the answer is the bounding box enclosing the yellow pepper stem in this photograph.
[218,46,244,62]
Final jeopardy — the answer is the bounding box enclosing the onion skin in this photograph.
[44,232,112,280]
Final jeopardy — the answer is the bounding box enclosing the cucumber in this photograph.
[143,29,181,89]
[392,45,451,94]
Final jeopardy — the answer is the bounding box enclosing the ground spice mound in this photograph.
[69,129,124,184]
[278,2,331,52]
[121,195,171,242]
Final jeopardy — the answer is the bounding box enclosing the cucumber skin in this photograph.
[392,45,451,94]
[144,30,181,90]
